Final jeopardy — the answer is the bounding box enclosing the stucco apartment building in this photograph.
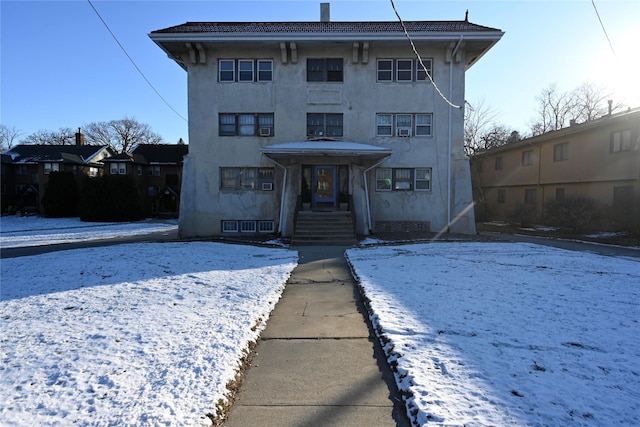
[471,107,640,226]
[150,4,503,238]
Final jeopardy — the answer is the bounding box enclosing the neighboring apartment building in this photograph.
[101,143,189,218]
[2,140,114,214]
[149,4,503,238]
[470,107,640,226]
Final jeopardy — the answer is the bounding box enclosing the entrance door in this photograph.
[312,165,337,207]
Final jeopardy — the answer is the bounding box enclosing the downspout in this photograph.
[263,156,287,236]
[447,35,464,232]
[363,157,390,234]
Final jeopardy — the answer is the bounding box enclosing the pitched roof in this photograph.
[5,145,112,165]
[151,20,502,36]
[131,144,189,164]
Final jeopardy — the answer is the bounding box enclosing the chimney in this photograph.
[321,3,330,22]
[75,127,85,146]
[608,99,613,116]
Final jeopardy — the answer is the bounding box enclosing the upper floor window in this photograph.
[110,162,127,175]
[553,142,569,161]
[610,129,631,153]
[522,150,534,166]
[376,113,432,137]
[148,165,161,176]
[307,58,343,82]
[375,167,432,191]
[44,162,60,174]
[219,113,275,137]
[307,113,343,137]
[495,156,503,170]
[219,59,273,82]
[377,58,433,82]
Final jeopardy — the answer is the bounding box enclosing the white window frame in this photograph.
[257,60,273,82]
[396,59,413,81]
[415,114,433,136]
[415,168,431,191]
[376,114,393,136]
[240,220,257,233]
[416,58,433,81]
[377,59,393,81]
[375,167,432,192]
[118,163,126,175]
[219,59,235,82]
[222,220,239,232]
[258,220,275,233]
[238,59,255,82]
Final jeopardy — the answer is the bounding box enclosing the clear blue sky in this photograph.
[2,0,639,145]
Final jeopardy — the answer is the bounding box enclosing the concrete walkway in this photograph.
[224,246,410,427]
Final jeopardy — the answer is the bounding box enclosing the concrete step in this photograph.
[293,211,356,246]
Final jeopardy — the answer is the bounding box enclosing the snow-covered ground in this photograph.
[0,216,178,249]
[2,216,639,426]
[346,243,640,426]
[0,216,298,426]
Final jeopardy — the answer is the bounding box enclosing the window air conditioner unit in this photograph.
[262,182,273,191]
[397,127,412,137]
[259,127,273,137]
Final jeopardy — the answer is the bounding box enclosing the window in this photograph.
[415,168,431,190]
[396,59,413,81]
[495,156,503,170]
[219,113,274,137]
[555,188,565,201]
[553,142,569,161]
[415,114,432,136]
[219,60,235,82]
[148,186,160,197]
[147,165,161,176]
[307,113,343,137]
[257,60,273,81]
[240,221,257,233]
[522,150,534,166]
[524,189,537,204]
[219,59,273,82]
[610,129,632,153]
[89,167,98,177]
[375,168,431,192]
[44,163,59,174]
[377,58,433,82]
[375,113,433,137]
[110,163,127,175]
[220,167,275,191]
[497,189,506,203]
[258,220,275,233]
[222,221,239,232]
[307,58,343,82]
[138,165,143,176]
[238,60,254,82]
[377,59,393,81]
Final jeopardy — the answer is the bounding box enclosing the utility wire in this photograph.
[591,0,617,58]
[87,0,187,122]
[389,0,461,109]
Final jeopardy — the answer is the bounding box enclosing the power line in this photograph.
[389,0,461,109]
[591,0,617,58]
[86,0,187,122]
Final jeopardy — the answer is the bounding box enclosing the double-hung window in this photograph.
[257,60,273,81]
[522,150,534,166]
[553,142,569,161]
[43,162,59,175]
[307,58,343,82]
[219,60,235,82]
[219,113,275,137]
[238,60,254,82]
[396,59,413,81]
[307,113,343,137]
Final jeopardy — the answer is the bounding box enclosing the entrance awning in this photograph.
[261,140,392,161]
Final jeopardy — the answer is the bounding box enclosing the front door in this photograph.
[312,165,337,207]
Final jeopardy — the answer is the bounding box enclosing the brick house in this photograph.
[149,4,503,239]
[101,143,188,218]
[470,107,640,228]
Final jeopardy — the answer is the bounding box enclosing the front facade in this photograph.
[471,107,640,226]
[150,8,503,238]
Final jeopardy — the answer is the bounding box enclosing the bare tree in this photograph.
[84,117,164,153]
[0,125,22,152]
[21,128,75,145]
[465,100,519,156]
[572,81,622,122]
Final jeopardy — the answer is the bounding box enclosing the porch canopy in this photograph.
[260,140,391,164]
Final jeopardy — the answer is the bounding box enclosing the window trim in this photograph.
[522,150,534,166]
[377,58,433,83]
[610,129,632,153]
[220,167,275,191]
[375,167,432,192]
[375,113,433,137]
[307,113,343,138]
[553,142,569,162]
[219,113,275,137]
[307,58,344,82]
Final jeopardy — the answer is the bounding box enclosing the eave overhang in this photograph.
[260,141,392,161]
